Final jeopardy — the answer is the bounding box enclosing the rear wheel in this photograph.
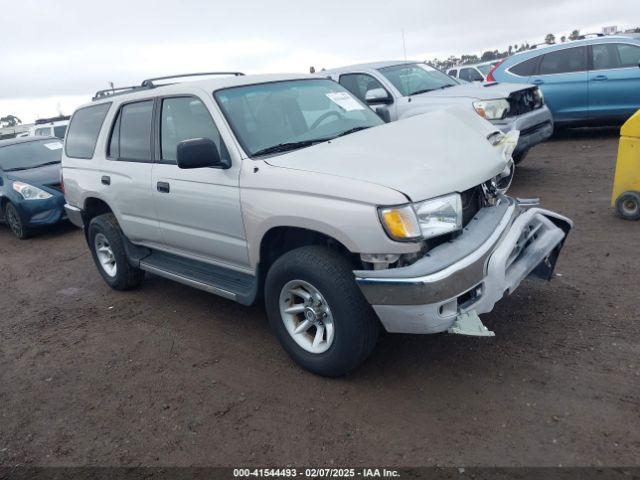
[4,202,29,239]
[265,245,380,377]
[615,191,640,221]
[88,213,144,290]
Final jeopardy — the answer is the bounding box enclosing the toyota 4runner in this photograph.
[62,72,572,376]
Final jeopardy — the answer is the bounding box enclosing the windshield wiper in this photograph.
[409,88,436,95]
[333,126,371,138]
[4,160,61,172]
[410,84,455,96]
[252,139,329,157]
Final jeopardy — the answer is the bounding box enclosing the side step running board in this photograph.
[137,250,257,305]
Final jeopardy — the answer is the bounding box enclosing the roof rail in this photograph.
[92,85,147,101]
[141,71,245,88]
[92,72,245,101]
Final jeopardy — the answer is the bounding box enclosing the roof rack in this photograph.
[92,71,245,101]
[92,85,147,101]
[141,71,244,88]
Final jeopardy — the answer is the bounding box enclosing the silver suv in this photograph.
[324,61,554,164]
[62,72,572,376]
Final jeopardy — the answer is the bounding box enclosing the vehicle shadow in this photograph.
[0,220,78,241]
[549,125,620,141]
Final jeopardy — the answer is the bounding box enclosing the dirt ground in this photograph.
[0,128,638,468]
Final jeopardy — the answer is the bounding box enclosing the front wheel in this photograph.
[88,213,145,290]
[4,202,29,239]
[265,246,380,377]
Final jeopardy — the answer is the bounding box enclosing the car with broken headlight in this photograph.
[62,72,572,377]
[324,60,553,164]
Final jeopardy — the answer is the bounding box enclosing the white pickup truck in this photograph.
[324,61,554,164]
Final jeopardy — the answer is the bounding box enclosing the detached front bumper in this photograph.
[354,198,572,334]
[491,105,554,156]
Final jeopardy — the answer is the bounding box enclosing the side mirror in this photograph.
[176,138,229,169]
[365,88,392,105]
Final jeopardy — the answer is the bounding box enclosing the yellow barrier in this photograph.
[611,110,640,220]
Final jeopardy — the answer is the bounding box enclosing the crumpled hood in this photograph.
[6,163,61,186]
[418,82,532,101]
[265,106,507,202]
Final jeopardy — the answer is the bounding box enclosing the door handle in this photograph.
[532,79,544,85]
[157,181,170,193]
[591,75,608,81]
[101,175,110,185]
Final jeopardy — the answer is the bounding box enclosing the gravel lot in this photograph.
[1,128,638,467]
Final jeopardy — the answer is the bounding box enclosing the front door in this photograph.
[151,95,249,269]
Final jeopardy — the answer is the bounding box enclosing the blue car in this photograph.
[488,36,640,126]
[0,137,66,239]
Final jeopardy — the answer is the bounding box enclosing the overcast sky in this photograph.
[1,0,638,123]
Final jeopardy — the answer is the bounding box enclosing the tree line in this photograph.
[428,27,640,71]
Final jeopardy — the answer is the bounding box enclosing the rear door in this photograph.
[529,46,588,123]
[105,100,163,247]
[588,42,640,122]
[151,94,248,268]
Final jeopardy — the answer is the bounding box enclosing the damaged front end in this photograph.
[353,196,572,335]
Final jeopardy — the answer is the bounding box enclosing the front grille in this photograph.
[507,87,543,117]
[461,185,483,227]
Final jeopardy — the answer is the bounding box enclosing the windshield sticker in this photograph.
[325,92,365,112]
[43,142,63,150]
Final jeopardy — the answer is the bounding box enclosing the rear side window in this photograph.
[510,57,540,76]
[449,69,457,77]
[65,103,110,159]
[160,96,229,163]
[539,47,587,75]
[108,100,153,161]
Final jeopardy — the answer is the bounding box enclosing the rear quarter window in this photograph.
[65,103,111,159]
[510,56,540,76]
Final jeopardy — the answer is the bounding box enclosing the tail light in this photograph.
[486,60,504,82]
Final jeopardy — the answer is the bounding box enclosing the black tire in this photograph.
[512,149,529,165]
[4,202,30,239]
[264,245,380,377]
[87,213,144,290]
[615,191,640,221]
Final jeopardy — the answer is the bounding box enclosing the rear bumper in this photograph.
[64,204,84,229]
[354,198,572,334]
[491,105,554,155]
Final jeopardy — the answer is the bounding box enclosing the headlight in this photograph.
[379,193,463,242]
[473,99,510,120]
[533,87,544,105]
[414,193,462,239]
[378,204,421,242]
[12,181,52,200]
[483,160,514,199]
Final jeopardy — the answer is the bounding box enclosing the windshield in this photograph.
[378,63,459,96]
[0,139,63,171]
[214,79,383,157]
